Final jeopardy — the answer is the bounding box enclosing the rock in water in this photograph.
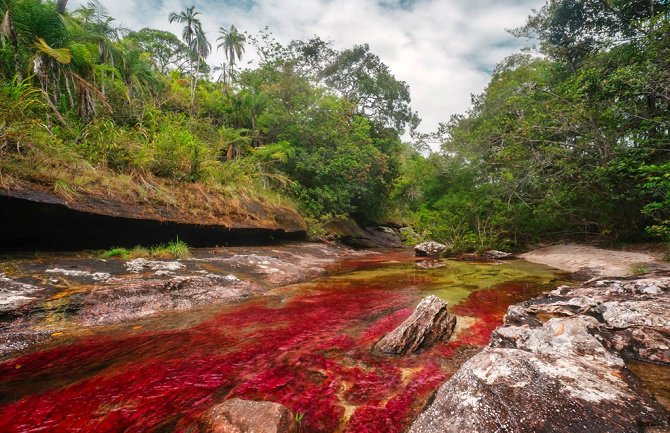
[409,348,667,433]
[415,241,448,257]
[200,398,296,433]
[409,276,670,433]
[375,295,456,355]
[480,250,515,260]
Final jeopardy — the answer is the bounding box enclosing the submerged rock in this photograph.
[410,275,670,433]
[375,295,456,355]
[199,398,296,433]
[0,274,47,312]
[77,275,260,326]
[415,241,448,257]
[415,259,447,270]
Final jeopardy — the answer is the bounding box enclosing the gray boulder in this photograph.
[409,275,670,433]
[375,295,456,355]
[480,250,515,260]
[415,241,448,257]
[409,348,667,433]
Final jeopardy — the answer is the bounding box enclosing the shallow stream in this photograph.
[0,250,565,433]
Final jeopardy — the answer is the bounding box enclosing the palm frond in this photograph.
[34,37,71,64]
[1,11,11,42]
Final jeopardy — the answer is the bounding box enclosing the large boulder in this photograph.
[375,295,456,355]
[506,276,670,364]
[409,275,670,433]
[322,218,403,248]
[364,226,404,248]
[480,250,515,260]
[414,241,448,257]
[199,398,296,433]
[409,348,667,433]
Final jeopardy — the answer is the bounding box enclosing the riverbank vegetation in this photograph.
[396,0,670,251]
[0,0,412,228]
[0,0,668,253]
[101,238,191,259]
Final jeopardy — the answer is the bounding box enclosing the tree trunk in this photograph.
[3,10,22,81]
[57,0,68,14]
[64,73,74,108]
[191,63,198,114]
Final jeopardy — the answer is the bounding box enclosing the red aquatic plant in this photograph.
[0,273,549,433]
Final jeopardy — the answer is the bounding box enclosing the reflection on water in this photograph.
[0,253,564,433]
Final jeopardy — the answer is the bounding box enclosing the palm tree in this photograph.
[213,61,228,93]
[73,2,126,97]
[0,0,23,80]
[3,0,73,119]
[216,25,245,85]
[57,0,68,14]
[169,5,209,111]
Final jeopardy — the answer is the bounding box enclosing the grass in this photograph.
[629,263,651,276]
[152,238,191,259]
[101,239,190,260]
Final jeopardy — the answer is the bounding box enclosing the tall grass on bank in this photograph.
[101,238,191,260]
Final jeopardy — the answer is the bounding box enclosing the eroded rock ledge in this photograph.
[410,274,670,433]
[0,187,306,250]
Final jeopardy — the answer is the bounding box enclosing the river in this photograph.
[0,247,565,433]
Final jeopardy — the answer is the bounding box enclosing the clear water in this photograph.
[0,251,565,433]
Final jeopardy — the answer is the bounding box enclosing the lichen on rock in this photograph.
[409,274,670,433]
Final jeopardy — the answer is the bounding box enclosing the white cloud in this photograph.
[70,0,544,137]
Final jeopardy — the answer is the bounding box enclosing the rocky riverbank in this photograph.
[410,272,670,433]
[0,184,307,251]
[0,242,372,359]
[520,243,670,279]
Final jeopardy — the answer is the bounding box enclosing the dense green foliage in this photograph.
[398,0,670,250]
[1,0,667,252]
[0,0,413,226]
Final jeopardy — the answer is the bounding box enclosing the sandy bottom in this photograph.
[520,244,669,278]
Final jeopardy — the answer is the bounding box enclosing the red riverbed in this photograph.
[0,259,554,433]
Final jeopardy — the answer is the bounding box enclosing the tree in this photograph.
[56,0,67,14]
[0,0,23,79]
[127,28,192,74]
[414,0,670,247]
[168,5,209,110]
[320,44,419,133]
[513,0,669,69]
[216,25,245,85]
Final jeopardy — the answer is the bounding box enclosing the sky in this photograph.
[70,0,545,135]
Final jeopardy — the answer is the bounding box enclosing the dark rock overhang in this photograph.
[0,188,306,251]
